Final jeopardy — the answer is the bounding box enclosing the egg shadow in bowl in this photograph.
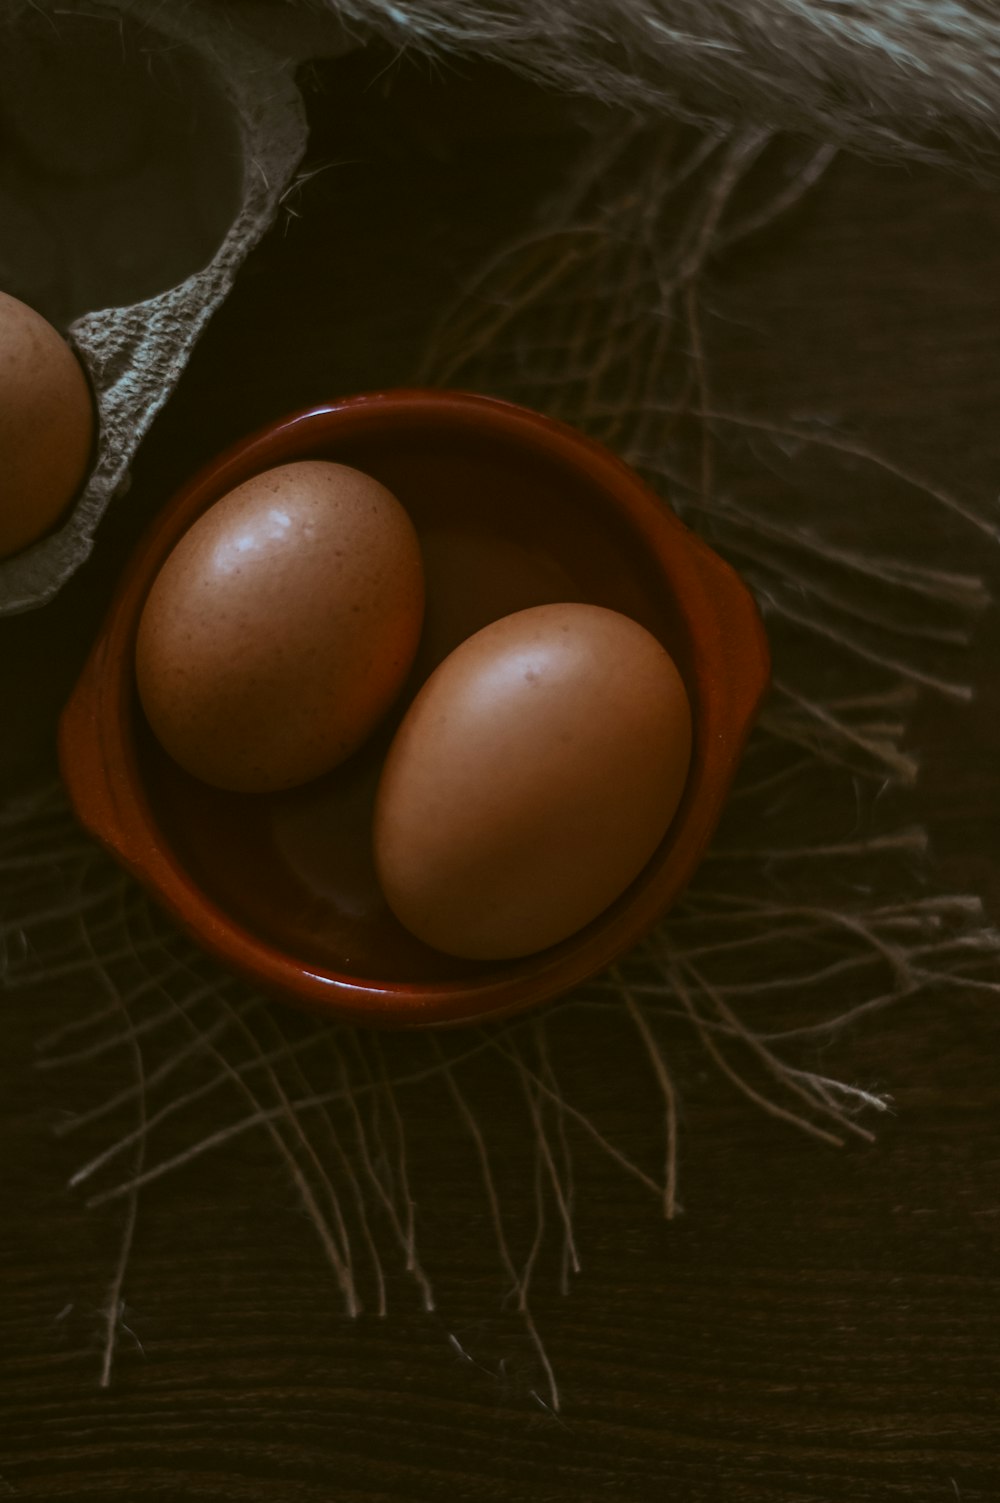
[60,390,769,1027]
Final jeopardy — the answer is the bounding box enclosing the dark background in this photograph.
[3,48,1000,1502]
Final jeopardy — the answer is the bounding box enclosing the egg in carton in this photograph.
[0,0,350,616]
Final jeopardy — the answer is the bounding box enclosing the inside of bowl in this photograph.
[138,416,700,985]
[0,7,241,324]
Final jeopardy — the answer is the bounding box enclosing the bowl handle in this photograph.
[58,636,140,869]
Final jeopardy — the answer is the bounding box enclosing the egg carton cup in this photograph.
[0,0,351,616]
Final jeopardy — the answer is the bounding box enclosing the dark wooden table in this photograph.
[3,50,999,1502]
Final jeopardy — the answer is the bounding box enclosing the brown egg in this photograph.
[374,603,692,959]
[0,291,93,558]
[136,461,424,792]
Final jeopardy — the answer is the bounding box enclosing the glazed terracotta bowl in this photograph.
[60,389,769,1027]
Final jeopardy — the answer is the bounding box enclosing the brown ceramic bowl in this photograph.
[60,390,769,1027]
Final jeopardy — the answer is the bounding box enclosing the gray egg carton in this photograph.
[0,0,351,615]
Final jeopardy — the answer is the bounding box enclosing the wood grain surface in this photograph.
[3,49,1000,1502]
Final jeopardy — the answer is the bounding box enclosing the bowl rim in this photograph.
[59,387,770,1027]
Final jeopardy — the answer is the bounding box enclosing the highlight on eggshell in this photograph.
[135,460,425,793]
[0,290,94,558]
[373,601,693,961]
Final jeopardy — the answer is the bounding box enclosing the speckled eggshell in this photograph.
[0,291,94,559]
[374,602,692,960]
[135,461,424,792]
